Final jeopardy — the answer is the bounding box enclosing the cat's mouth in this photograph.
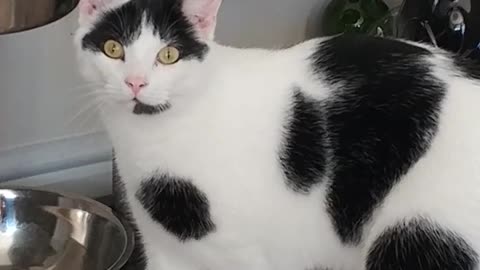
[132,98,171,115]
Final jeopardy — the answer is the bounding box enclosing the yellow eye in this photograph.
[103,40,124,59]
[157,46,180,65]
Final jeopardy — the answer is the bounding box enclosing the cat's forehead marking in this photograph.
[124,25,165,63]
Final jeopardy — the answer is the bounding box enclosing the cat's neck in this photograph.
[205,41,280,67]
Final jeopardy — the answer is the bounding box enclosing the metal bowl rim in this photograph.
[0,187,134,270]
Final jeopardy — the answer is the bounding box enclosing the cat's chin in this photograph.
[132,98,171,115]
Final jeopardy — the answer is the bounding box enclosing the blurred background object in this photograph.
[398,0,479,60]
[0,0,78,34]
[321,0,479,61]
[321,0,391,36]
[0,188,133,270]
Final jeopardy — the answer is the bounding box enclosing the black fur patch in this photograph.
[312,34,445,243]
[133,99,171,115]
[136,175,215,241]
[280,90,326,193]
[367,219,478,270]
[82,0,208,61]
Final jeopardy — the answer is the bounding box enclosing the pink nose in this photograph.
[125,76,148,95]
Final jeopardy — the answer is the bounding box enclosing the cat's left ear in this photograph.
[78,0,113,25]
[78,0,127,25]
[182,0,223,40]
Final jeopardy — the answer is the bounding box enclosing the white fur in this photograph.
[74,1,480,269]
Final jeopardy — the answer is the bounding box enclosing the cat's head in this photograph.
[74,0,222,115]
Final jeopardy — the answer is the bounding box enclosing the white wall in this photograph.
[217,0,328,47]
[0,9,100,152]
[0,0,328,150]
[0,0,329,195]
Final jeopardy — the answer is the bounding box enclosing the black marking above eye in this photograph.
[136,175,216,241]
[82,1,142,52]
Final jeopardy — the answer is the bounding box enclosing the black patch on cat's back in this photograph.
[136,175,215,241]
[367,219,478,270]
[311,34,432,83]
[280,90,327,193]
[312,34,445,244]
[82,0,208,61]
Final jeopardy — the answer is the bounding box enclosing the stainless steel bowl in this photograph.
[0,0,79,34]
[0,188,133,270]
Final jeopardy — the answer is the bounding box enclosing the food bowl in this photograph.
[0,188,133,270]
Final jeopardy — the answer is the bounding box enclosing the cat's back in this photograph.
[298,33,479,86]
[295,33,480,249]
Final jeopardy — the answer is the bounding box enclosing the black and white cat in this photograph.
[74,0,480,269]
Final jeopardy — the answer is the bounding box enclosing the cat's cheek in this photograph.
[150,66,180,92]
[96,57,126,89]
[80,65,101,83]
[77,52,102,83]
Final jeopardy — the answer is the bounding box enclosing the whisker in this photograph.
[66,83,104,93]
[82,88,119,96]
[138,92,172,99]
[72,100,108,131]
[66,96,105,126]
[74,90,123,103]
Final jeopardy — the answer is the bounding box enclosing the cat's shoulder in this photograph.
[309,34,432,76]
[314,33,432,57]
[305,33,480,81]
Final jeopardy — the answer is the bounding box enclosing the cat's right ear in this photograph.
[78,0,114,25]
[182,0,223,40]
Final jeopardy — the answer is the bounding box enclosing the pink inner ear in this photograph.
[192,15,214,29]
[183,0,221,20]
[79,0,114,17]
[199,16,216,31]
[201,0,221,17]
[183,0,221,37]
[79,0,96,15]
